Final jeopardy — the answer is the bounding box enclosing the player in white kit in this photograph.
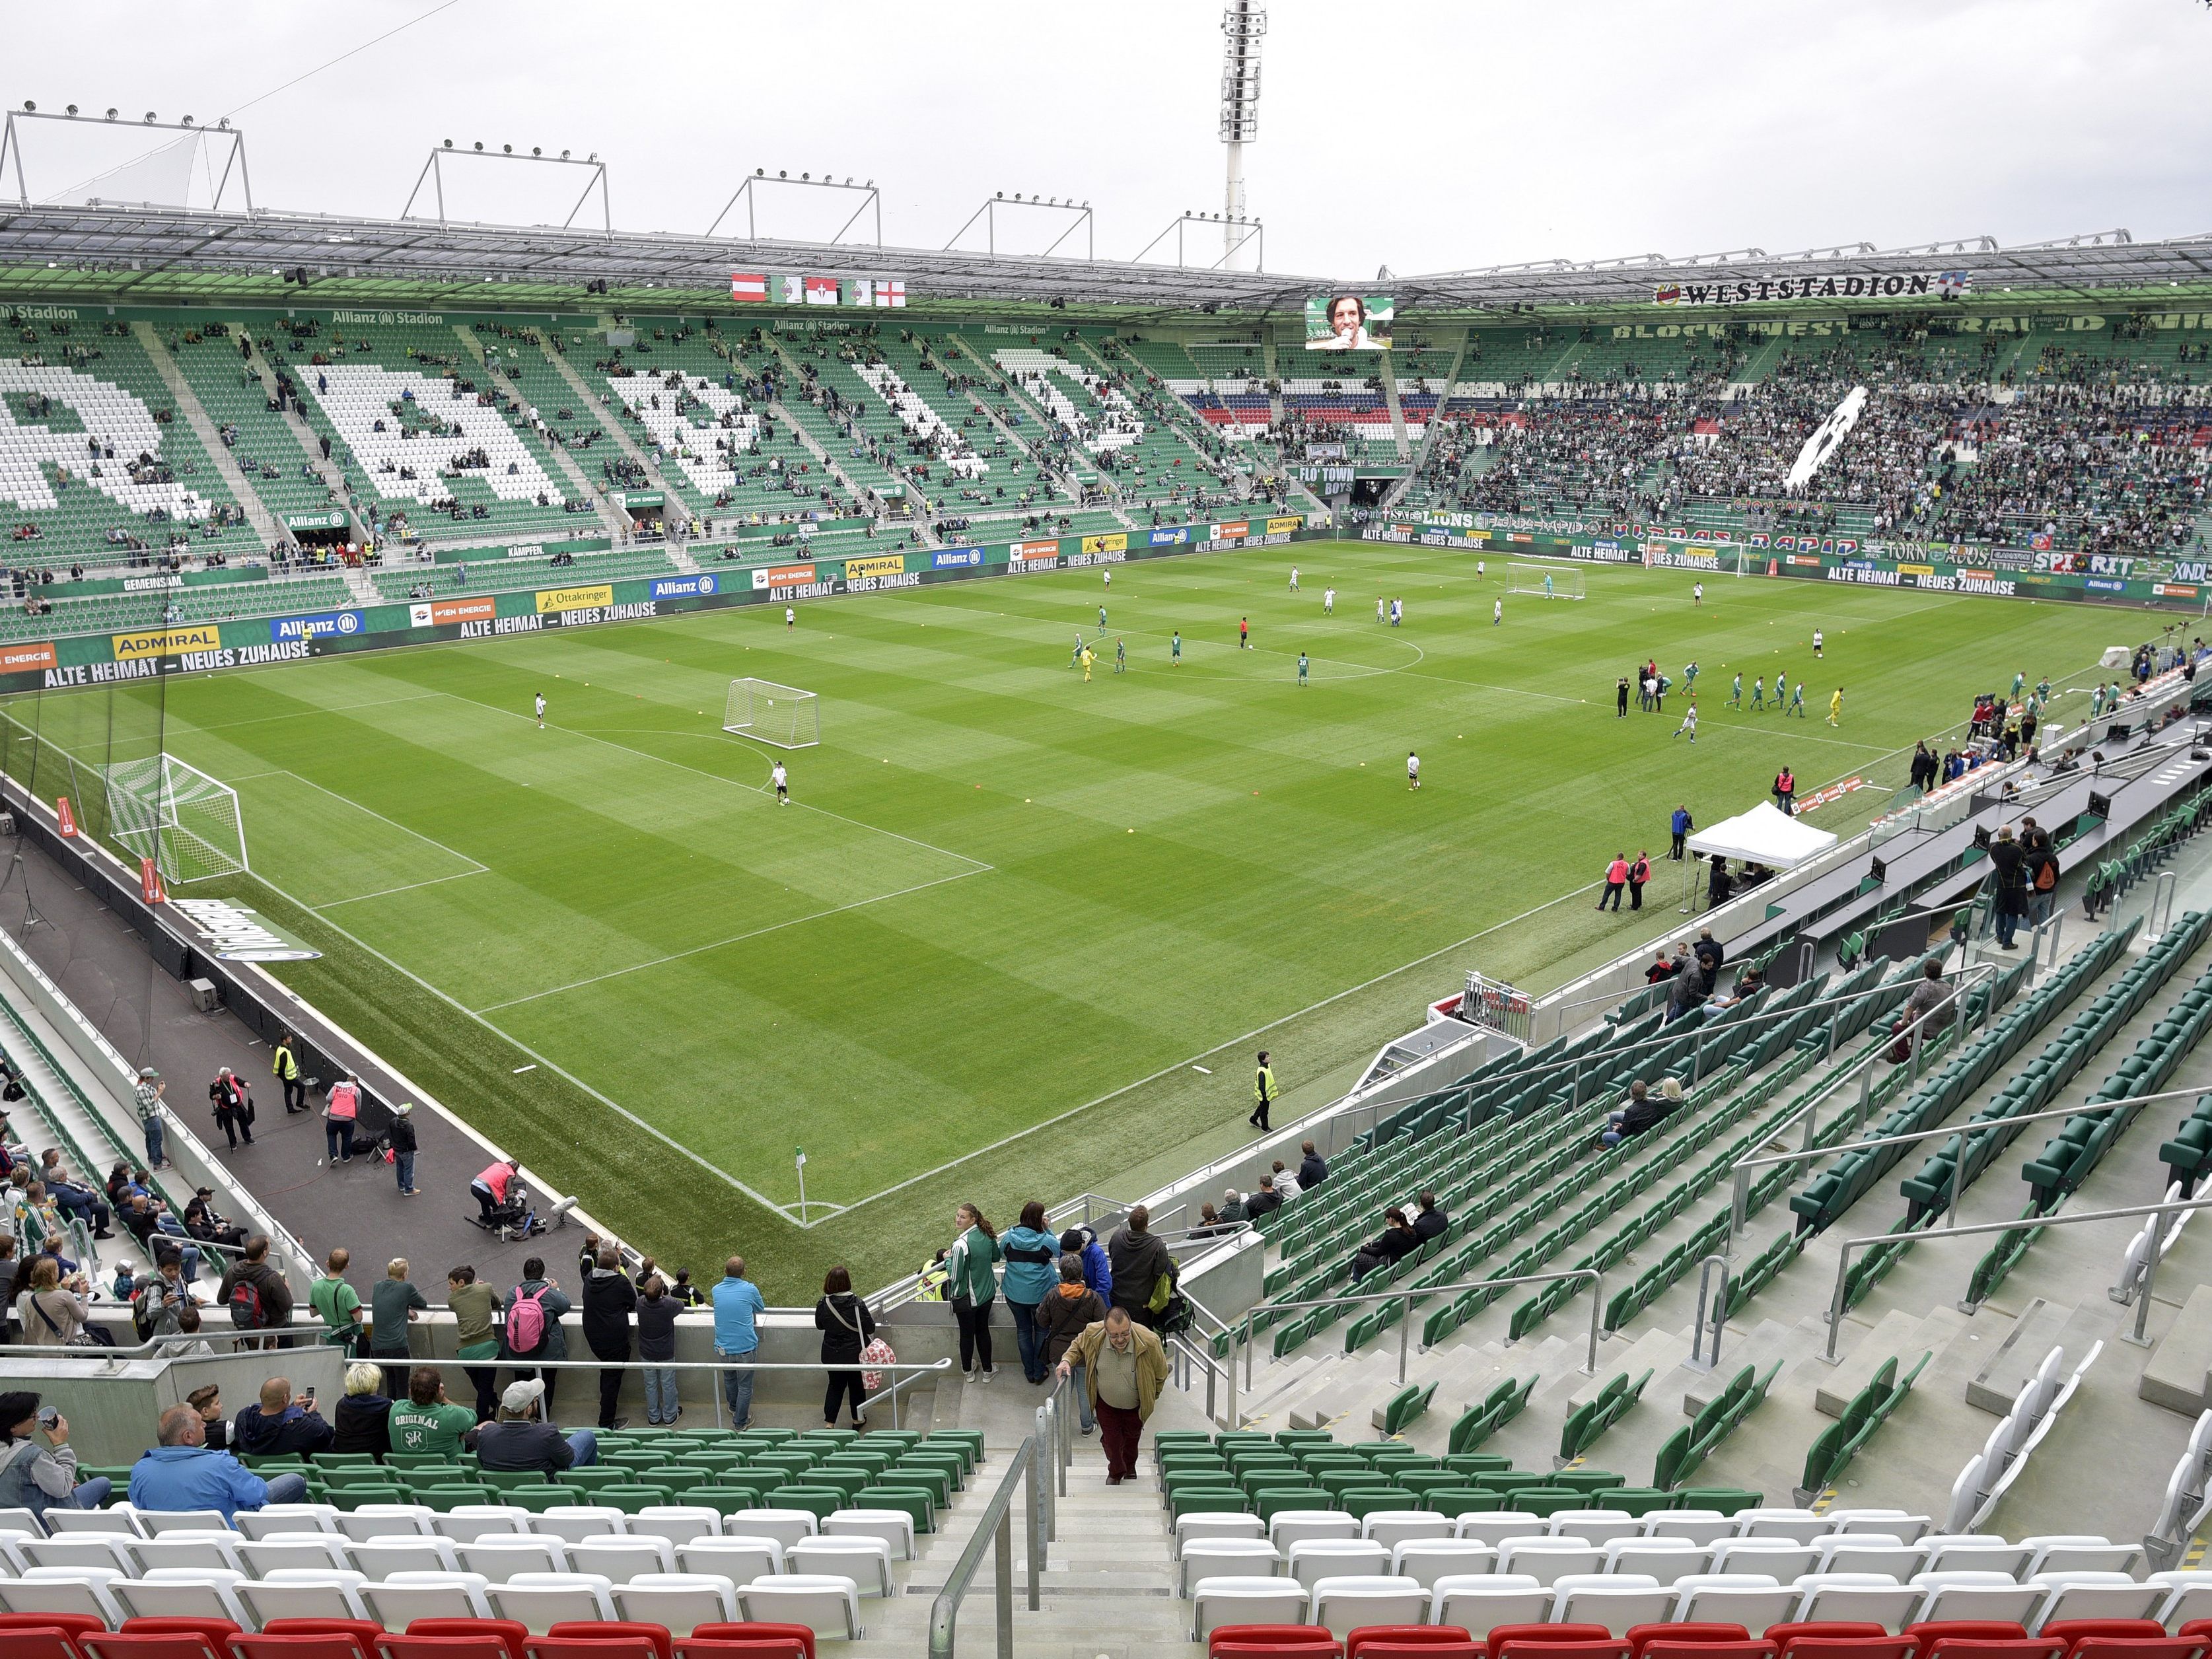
[770,761,791,804]
[1324,586,1336,614]
[1406,751,1421,791]
[534,692,546,730]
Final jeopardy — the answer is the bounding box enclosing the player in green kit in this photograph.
[1098,604,1108,635]
[1114,637,1127,674]
[2090,682,2106,717]
[1773,666,1787,711]
[1788,680,1806,717]
[1750,674,1767,711]
[1069,631,1084,669]
[2009,670,2025,703]
[1728,672,1742,709]
[2036,675,2051,705]
[1683,660,1699,695]
[1170,630,1182,666]
[1297,651,1309,687]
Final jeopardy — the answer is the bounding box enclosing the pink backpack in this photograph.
[507,1284,550,1352]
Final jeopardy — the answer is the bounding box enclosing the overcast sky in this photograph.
[9,0,2211,281]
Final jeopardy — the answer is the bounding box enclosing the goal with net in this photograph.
[724,678,820,749]
[101,754,248,884]
[1506,562,1585,599]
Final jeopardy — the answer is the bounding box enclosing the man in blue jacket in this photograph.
[1670,804,1693,861]
[129,1404,308,1522]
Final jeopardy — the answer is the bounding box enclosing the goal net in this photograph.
[1507,562,1585,599]
[101,754,248,884]
[724,678,820,749]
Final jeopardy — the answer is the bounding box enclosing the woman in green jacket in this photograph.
[946,1203,1001,1382]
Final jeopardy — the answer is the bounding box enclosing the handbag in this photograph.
[859,1335,897,1394]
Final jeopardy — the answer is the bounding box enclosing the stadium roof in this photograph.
[3,203,2212,316]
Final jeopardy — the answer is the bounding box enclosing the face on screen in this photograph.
[1328,296,1363,340]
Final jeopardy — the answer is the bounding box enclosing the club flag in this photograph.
[779,274,806,305]
[731,271,767,302]
[847,277,874,307]
[1937,270,1974,299]
[804,275,840,306]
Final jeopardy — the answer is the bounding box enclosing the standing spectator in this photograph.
[17,1257,88,1347]
[132,1252,191,1343]
[1106,1205,1174,1330]
[1666,953,1707,1023]
[2023,830,2059,928]
[999,1201,1059,1386]
[309,1248,362,1357]
[503,1256,570,1409]
[388,1102,419,1197]
[332,1362,393,1458]
[324,1073,361,1164]
[207,1067,254,1152]
[1670,805,1692,861]
[1628,849,1653,911]
[272,1032,306,1115]
[0,1397,106,1530]
[369,1258,428,1399]
[130,1404,306,1521]
[1706,858,1734,910]
[581,1244,635,1431]
[947,1203,1001,1382]
[814,1265,876,1429]
[233,1378,334,1457]
[1057,1225,1112,1301]
[1693,928,1725,993]
[1249,1049,1277,1130]
[711,1255,766,1429]
[668,1267,707,1308]
[134,1067,168,1170]
[637,1275,680,1426]
[1987,826,2025,950]
[1033,1253,1106,1436]
[1297,1140,1330,1191]
[472,1158,520,1224]
[1598,853,1629,911]
[390,1367,476,1456]
[472,1378,594,1473]
[1773,765,1797,816]
[1054,1308,1168,1485]
[447,1265,501,1421]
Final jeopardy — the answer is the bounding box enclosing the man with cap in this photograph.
[133,1067,168,1170]
[469,1378,596,1473]
[388,1102,419,1197]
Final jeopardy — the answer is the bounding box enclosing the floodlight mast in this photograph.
[1219,1,1266,271]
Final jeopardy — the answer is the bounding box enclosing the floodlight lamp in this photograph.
[779,170,787,178]
[18,101,30,112]
[532,146,541,156]
[802,172,810,180]
[105,108,117,120]
[995,190,1003,199]
[502,143,512,153]
[64,104,76,116]
[443,138,453,148]
[755,167,765,176]
[561,149,570,159]
[181,115,194,127]
[474,141,483,151]
[144,112,155,123]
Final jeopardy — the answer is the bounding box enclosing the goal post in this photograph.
[1507,561,1584,599]
[723,678,820,749]
[101,754,248,884]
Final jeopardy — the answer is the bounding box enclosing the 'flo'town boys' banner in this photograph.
[0,516,1331,695]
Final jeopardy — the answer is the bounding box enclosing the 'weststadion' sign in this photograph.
[1654,271,1971,307]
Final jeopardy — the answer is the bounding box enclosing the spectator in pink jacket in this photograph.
[324,1072,360,1165]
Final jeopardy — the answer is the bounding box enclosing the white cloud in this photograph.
[10,0,2208,279]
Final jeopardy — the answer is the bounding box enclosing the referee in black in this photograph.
[1250,1050,1277,1131]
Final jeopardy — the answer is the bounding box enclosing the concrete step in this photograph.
[2143,1281,2212,1415]
[1964,1294,2104,1415]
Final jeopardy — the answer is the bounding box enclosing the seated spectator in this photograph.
[1899,958,1957,1051]
[186,1384,230,1453]
[390,1366,475,1457]
[17,1256,89,1347]
[470,1378,595,1473]
[234,1376,334,1458]
[1349,1208,1418,1282]
[0,1393,110,1516]
[1243,1175,1283,1220]
[1217,1187,1248,1225]
[332,1361,393,1457]
[1297,1141,1329,1191]
[1645,951,1677,985]
[129,1402,307,1522]
[184,1187,247,1250]
[1191,1201,1223,1236]
[1602,1077,1682,1147]
[1411,1190,1448,1243]
[1271,1158,1300,1199]
[1709,967,1764,1010]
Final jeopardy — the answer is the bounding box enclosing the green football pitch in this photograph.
[0,542,2148,1294]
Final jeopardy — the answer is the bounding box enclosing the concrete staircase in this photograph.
[129,323,285,548]
[223,324,364,543]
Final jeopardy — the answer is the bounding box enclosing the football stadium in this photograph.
[2,4,2212,1653]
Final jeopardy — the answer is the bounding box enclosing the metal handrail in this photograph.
[1725,959,2005,1252]
[1231,1264,1605,1428]
[1824,1193,2212,1361]
[927,1430,1039,1659]
[1735,1077,2211,1266]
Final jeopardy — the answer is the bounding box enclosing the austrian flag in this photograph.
[729,271,767,302]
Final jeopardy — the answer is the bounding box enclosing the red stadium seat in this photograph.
[379,1621,534,1659]
[532,1626,673,1659]
[1915,1637,2064,1659]
[1904,1628,2034,1658]
[2059,1642,2208,1659]
[1210,1627,1343,1659]
[78,1637,231,1659]
[0,1614,108,1646]
[1767,1625,1913,1659]
[1347,1631,1477,1659]
[1643,1642,1776,1659]
[233,1636,382,1659]
[670,1642,814,1659]
[1633,1627,1758,1659]
[0,1623,100,1659]
[261,1625,387,1656]
[1492,1629,1633,1659]
[683,1628,818,1659]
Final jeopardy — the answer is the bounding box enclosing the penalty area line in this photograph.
[248,870,808,1225]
